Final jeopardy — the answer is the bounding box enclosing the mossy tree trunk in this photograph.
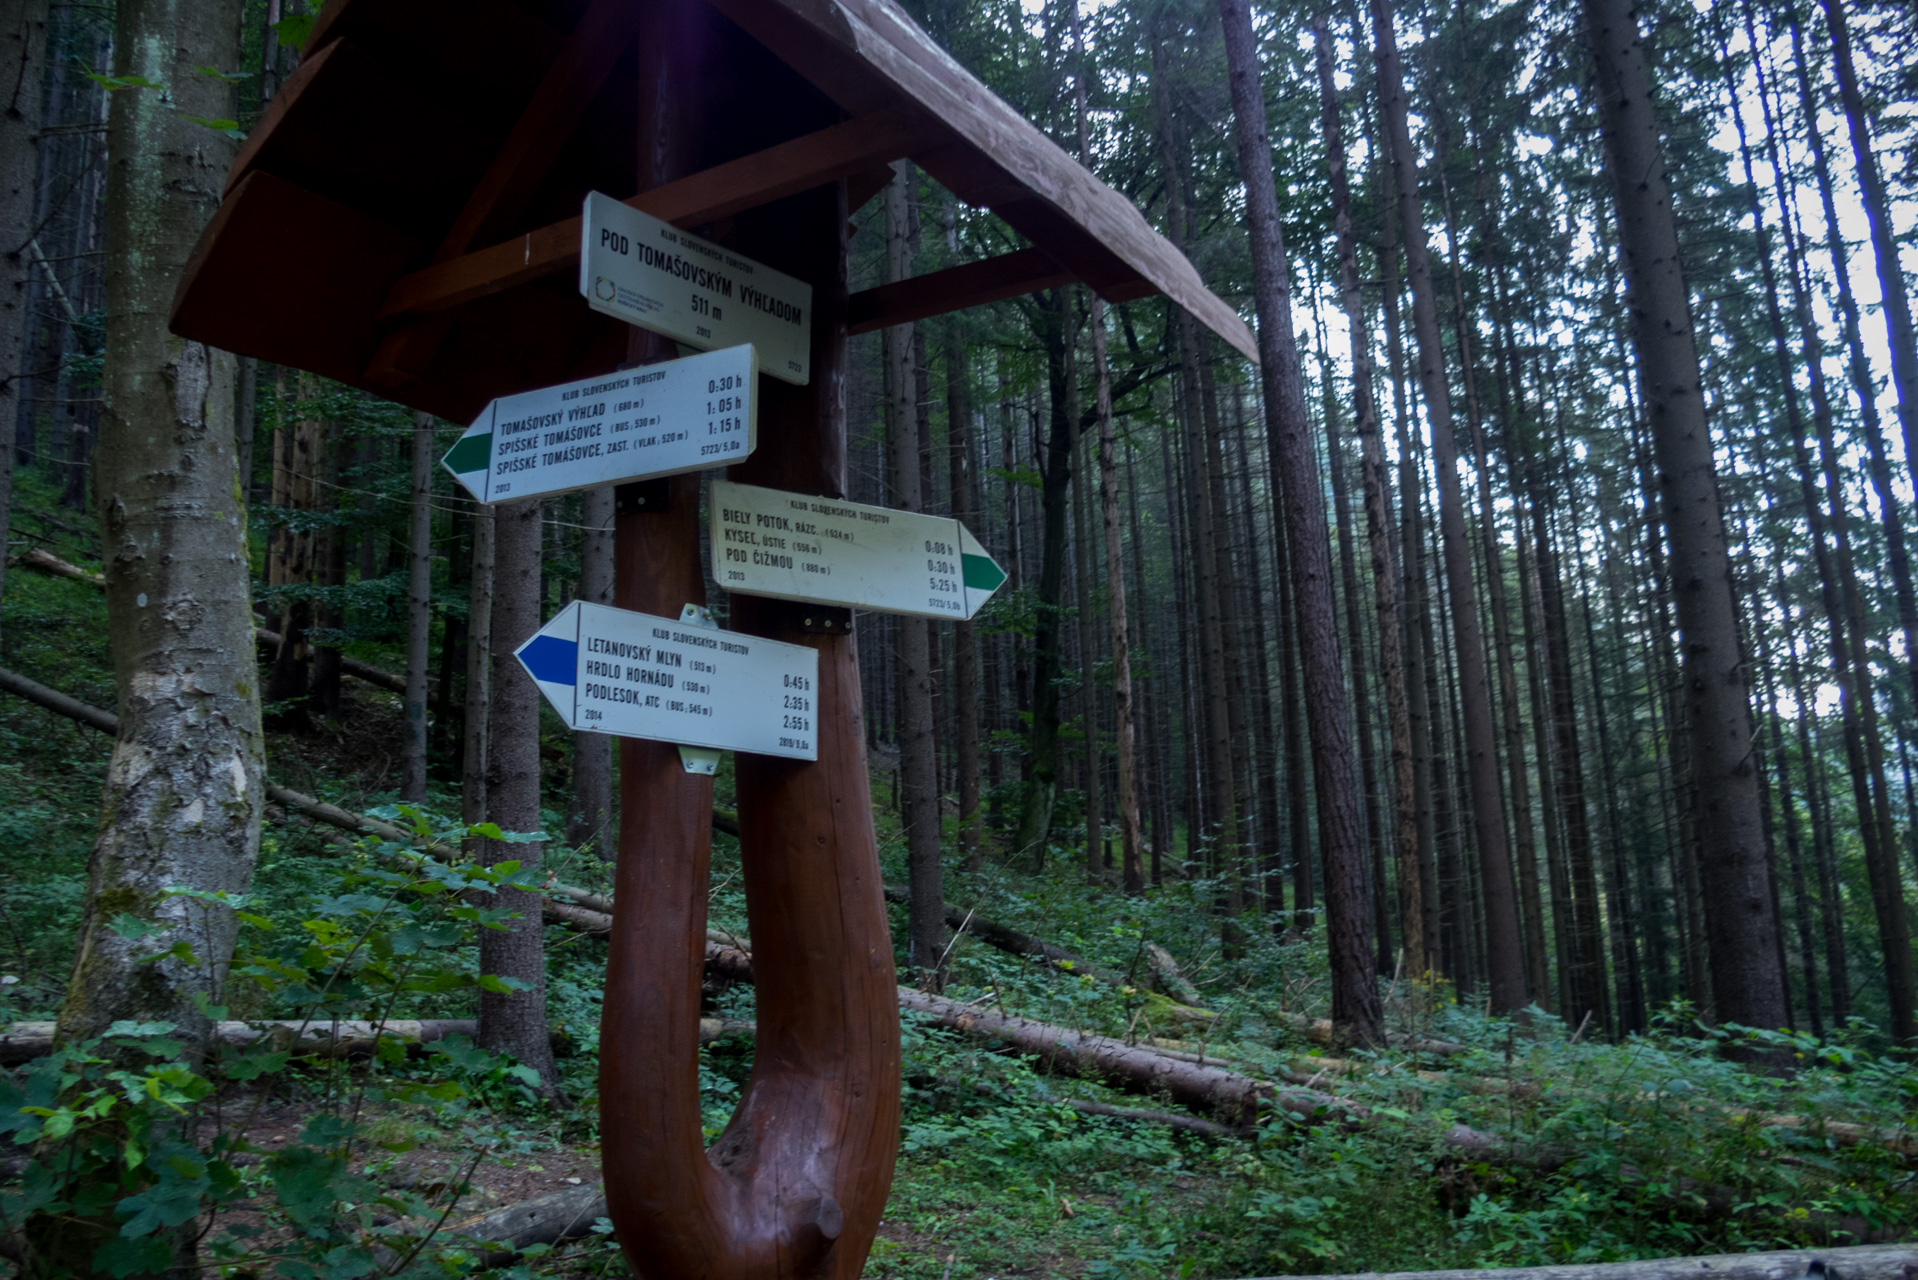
[56,0,259,1052]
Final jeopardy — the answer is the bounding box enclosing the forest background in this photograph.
[0,0,1917,1273]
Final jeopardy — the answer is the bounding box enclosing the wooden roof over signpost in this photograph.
[171,0,1257,422]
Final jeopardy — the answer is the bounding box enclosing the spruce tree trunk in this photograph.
[568,485,614,852]
[1066,5,1135,890]
[1221,0,1378,1040]
[1012,292,1074,862]
[1316,20,1421,979]
[1788,15,1918,720]
[886,164,945,981]
[1070,337,1101,881]
[1582,0,1787,1035]
[945,327,981,869]
[480,497,557,1088]
[402,411,434,802]
[1369,0,1524,1012]
[56,0,260,1056]
[463,508,495,829]
[1819,0,1918,497]
[1719,33,1916,1046]
[0,0,48,645]
[1152,35,1237,913]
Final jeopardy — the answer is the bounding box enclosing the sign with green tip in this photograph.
[711,479,1007,621]
[442,345,757,504]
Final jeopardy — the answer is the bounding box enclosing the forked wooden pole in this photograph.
[597,23,897,1266]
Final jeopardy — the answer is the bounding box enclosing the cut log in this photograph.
[441,1182,608,1267]
[1143,941,1207,1006]
[1256,1243,1918,1280]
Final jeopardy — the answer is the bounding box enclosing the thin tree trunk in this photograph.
[1325,69,1427,980]
[0,0,49,648]
[887,163,945,982]
[1819,0,1918,501]
[1768,569,1825,1039]
[480,497,557,1089]
[1717,21,1915,1045]
[1582,0,1787,1035]
[946,323,981,870]
[1370,0,1524,1012]
[1067,4,1144,891]
[463,508,495,829]
[1222,0,1377,1041]
[568,485,614,852]
[1785,11,1918,720]
[1153,34,1237,917]
[402,411,434,802]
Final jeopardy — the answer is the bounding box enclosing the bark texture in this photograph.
[1370,0,1525,1012]
[55,0,261,1050]
[1315,25,1423,979]
[1221,0,1378,1041]
[568,484,614,852]
[885,163,945,982]
[402,411,433,802]
[478,497,558,1087]
[1582,0,1787,1033]
[0,0,49,644]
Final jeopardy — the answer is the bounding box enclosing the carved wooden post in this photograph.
[598,6,898,1265]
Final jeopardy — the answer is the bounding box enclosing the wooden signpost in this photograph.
[168,0,1253,1274]
[712,479,1005,621]
[582,193,813,384]
[516,599,818,759]
[442,345,757,504]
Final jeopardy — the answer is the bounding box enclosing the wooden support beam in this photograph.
[375,109,926,322]
[363,0,635,386]
[845,246,1074,334]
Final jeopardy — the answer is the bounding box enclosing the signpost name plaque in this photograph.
[581,191,812,385]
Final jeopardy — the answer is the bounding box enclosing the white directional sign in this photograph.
[580,191,811,386]
[710,480,1008,622]
[514,601,818,761]
[441,346,758,505]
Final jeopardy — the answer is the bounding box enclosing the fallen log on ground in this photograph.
[0,666,759,959]
[439,1182,608,1268]
[0,1016,749,1066]
[9,546,103,586]
[255,627,407,694]
[0,1018,478,1065]
[1259,1242,1918,1280]
[1285,1052,1918,1156]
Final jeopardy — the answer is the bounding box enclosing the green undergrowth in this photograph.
[3,475,1916,1276]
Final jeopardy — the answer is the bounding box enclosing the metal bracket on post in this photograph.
[798,606,853,635]
[615,476,672,516]
[676,603,722,776]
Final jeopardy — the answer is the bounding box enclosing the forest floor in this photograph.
[2,477,1916,1277]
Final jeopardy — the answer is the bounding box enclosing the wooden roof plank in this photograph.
[377,108,930,320]
[847,247,1072,334]
[706,0,1258,360]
